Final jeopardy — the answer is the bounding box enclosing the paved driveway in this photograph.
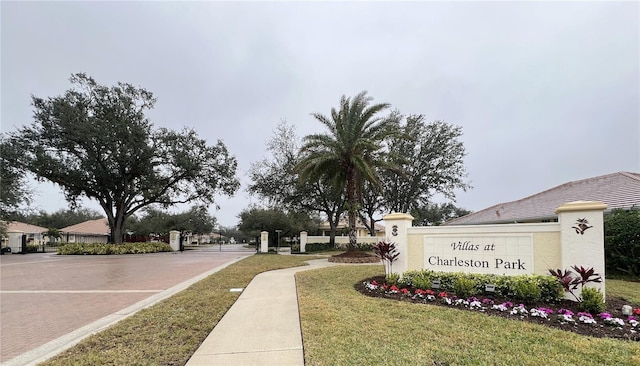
[0,247,253,364]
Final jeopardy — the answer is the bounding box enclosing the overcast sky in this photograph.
[2,1,639,228]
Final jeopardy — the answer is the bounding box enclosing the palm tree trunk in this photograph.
[347,168,357,251]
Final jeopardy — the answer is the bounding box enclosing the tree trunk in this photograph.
[111,219,125,244]
[346,169,357,251]
[368,217,376,237]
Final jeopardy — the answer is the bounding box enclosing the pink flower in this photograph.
[558,309,574,316]
[597,312,612,319]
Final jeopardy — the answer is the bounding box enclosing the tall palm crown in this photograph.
[295,91,398,249]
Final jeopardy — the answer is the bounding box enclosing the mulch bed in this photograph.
[328,251,380,263]
[355,275,639,342]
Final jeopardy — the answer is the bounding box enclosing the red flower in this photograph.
[390,285,399,292]
[415,289,426,295]
[400,288,410,295]
[381,284,389,290]
[633,308,640,315]
[438,291,449,298]
[426,289,435,296]
[371,280,378,286]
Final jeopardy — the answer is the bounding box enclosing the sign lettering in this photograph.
[424,235,532,275]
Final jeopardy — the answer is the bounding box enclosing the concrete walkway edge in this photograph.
[3,255,250,366]
[185,258,338,366]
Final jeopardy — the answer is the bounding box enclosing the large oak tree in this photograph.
[0,136,33,217]
[7,73,239,244]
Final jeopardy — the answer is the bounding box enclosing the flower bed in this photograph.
[357,276,639,342]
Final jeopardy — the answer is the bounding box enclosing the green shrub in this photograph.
[535,276,565,302]
[578,287,606,314]
[397,269,564,302]
[454,277,476,299]
[513,277,542,302]
[387,272,400,285]
[26,244,41,252]
[304,242,336,252]
[355,242,374,251]
[604,208,640,277]
[412,273,432,290]
[58,242,172,255]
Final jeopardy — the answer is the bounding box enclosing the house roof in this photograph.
[446,172,640,225]
[61,218,110,236]
[6,221,48,234]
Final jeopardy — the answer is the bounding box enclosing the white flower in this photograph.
[604,317,625,327]
[469,300,482,310]
[454,299,469,306]
[558,314,576,324]
[364,282,378,291]
[530,308,549,319]
[510,305,528,315]
[492,304,508,312]
[578,315,597,325]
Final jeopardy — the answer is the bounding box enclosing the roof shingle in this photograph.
[446,172,640,225]
[61,218,110,235]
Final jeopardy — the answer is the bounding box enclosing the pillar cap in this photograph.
[555,201,608,214]
[383,212,414,221]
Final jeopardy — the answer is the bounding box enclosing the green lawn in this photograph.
[297,265,640,366]
[607,278,640,305]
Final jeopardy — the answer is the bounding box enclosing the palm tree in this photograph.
[295,91,399,250]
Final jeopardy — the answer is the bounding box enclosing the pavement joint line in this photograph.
[2,254,251,366]
[205,347,303,356]
[1,290,164,294]
[0,258,68,267]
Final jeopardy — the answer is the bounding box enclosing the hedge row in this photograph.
[397,269,564,303]
[58,242,173,255]
[296,242,376,253]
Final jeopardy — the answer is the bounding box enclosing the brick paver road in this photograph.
[0,247,253,364]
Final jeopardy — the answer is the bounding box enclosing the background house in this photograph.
[445,172,640,225]
[318,219,385,238]
[61,218,110,243]
[4,221,48,246]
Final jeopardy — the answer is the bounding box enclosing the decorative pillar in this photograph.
[260,231,269,253]
[300,231,308,253]
[555,201,607,299]
[383,213,414,274]
[7,230,24,253]
[169,230,181,251]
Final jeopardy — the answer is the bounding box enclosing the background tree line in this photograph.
[248,92,471,248]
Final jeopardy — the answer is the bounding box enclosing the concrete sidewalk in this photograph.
[186,259,337,366]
